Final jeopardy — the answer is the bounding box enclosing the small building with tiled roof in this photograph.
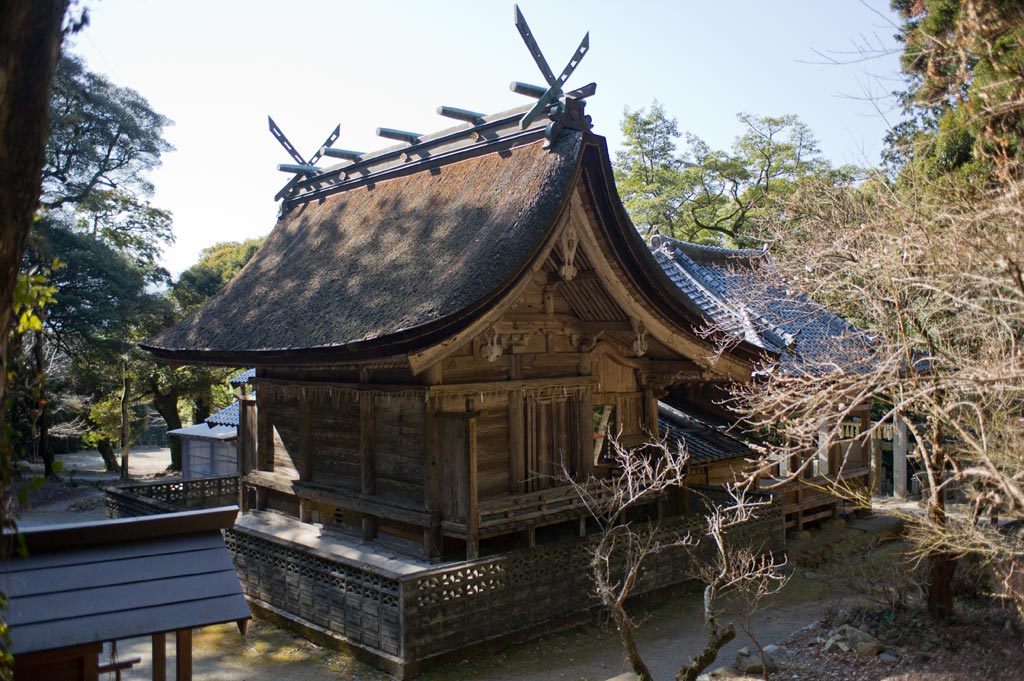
[167,400,240,479]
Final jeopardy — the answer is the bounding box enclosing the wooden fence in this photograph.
[105,475,239,518]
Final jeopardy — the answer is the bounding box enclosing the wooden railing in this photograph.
[474,483,617,536]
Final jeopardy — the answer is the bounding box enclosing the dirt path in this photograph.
[16,446,175,527]
[93,570,846,681]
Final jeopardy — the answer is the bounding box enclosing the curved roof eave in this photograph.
[576,134,771,371]
[142,132,587,368]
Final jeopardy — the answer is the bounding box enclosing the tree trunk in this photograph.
[119,364,131,480]
[676,584,736,681]
[610,601,654,681]
[925,470,956,619]
[0,0,67,417]
[192,387,212,423]
[151,387,182,470]
[928,549,956,620]
[96,439,119,472]
[32,321,55,478]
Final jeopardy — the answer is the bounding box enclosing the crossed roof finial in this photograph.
[512,5,590,130]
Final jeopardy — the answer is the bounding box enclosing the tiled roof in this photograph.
[657,402,753,464]
[228,368,255,386]
[205,401,240,428]
[651,236,872,373]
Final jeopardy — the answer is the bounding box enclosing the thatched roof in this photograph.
[144,131,581,364]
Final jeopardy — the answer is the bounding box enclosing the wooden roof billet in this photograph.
[0,506,250,655]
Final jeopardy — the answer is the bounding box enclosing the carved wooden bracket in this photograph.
[559,223,579,281]
[631,319,648,357]
[479,326,504,363]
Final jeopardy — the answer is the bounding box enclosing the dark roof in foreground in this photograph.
[652,236,872,373]
[658,401,754,464]
[0,506,249,655]
[143,127,580,364]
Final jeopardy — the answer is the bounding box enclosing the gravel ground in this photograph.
[16,446,175,527]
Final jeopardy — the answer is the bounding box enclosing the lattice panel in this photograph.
[225,528,403,657]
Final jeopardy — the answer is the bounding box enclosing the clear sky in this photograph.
[69,1,904,276]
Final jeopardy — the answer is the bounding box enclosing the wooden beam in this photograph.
[428,375,598,397]
[245,471,432,526]
[175,629,192,681]
[361,395,378,539]
[152,632,166,681]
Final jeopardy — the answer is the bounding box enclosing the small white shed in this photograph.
[168,420,237,479]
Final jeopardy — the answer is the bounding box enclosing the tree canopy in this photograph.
[613,103,849,246]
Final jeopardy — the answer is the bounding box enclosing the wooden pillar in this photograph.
[575,390,593,482]
[423,402,442,562]
[893,416,908,499]
[238,395,257,513]
[152,633,166,681]
[643,386,658,437]
[238,395,257,475]
[298,398,313,481]
[466,397,480,560]
[256,393,273,473]
[508,391,525,494]
[175,629,191,681]
[361,395,378,539]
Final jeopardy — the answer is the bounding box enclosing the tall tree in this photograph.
[0,1,68,433]
[0,3,72,678]
[614,104,845,246]
[727,0,1024,623]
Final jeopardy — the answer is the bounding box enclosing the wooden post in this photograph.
[152,633,166,681]
[466,397,480,560]
[423,402,443,561]
[361,395,378,539]
[643,386,658,436]
[508,391,525,494]
[575,391,593,482]
[298,397,313,481]
[256,393,273,473]
[238,395,257,513]
[893,416,908,499]
[175,629,192,681]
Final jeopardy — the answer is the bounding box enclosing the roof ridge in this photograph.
[650,235,764,265]
[279,91,595,213]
